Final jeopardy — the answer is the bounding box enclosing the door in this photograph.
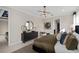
[55,19,60,33]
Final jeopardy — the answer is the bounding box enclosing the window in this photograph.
[73,12,76,30]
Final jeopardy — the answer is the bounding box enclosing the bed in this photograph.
[55,41,79,53]
[33,34,57,53]
[33,32,79,53]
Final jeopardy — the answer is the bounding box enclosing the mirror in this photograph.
[44,22,51,29]
[25,21,34,31]
[21,21,34,32]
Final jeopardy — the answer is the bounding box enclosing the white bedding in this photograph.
[55,41,79,53]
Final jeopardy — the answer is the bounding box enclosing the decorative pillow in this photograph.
[65,34,78,50]
[56,32,62,41]
[63,36,67,44]
[60,32,67,44]
[73,32,79,42]
[63,33,72,44]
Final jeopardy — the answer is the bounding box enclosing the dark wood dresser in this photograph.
[21,31,38,43]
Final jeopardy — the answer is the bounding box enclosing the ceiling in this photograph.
[9,6,79,17]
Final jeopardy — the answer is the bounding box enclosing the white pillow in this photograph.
[63,35,68,44]
[73,32,79,42]
[56,32,62,41]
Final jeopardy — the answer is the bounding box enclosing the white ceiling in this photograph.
[9,6,79,17]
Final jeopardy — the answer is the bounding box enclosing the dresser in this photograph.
[21,31,38,43]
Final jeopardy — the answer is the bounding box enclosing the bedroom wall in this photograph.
[60,15,73,33]
[8,8,28,46]
[29,17,54,34]
[30,17,45,32]
[39,17,54,34]
[42,15,73,34]
[30,15,73,34]
[53,15,73,33]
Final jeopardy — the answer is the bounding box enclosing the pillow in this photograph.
[63,33,72,44]
[56,32,62,41]
[63,35,68,45]
[73,32,79,42]
[60,32,67,44]
[65,34,78,50]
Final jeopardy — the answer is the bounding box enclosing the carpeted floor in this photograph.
[13,44,37,53]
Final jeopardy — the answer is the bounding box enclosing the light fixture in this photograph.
[39,6,47,18]
[39,6,52,19]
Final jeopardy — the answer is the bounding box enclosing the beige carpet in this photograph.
[13,44,37,53]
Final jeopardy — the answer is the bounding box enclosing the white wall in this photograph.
[0,20,8,34]
[30,17,44,32]
[29,13,73,34]
[28,15,73,34]
[60,15,73,33]
[30,17,54,34]
[8,8,28,46]
[38,15,73,34]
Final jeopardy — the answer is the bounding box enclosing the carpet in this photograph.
[13,44,37,53]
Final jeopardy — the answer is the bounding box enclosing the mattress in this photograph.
[55,41,79,53]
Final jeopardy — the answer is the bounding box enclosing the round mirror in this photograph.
[44,22,51,29]
[21,21,34,32]
[25,21,34,31]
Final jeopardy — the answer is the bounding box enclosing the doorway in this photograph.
[55,19,60,33]
[0,8,8,48]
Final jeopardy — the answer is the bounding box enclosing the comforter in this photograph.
[33,34,57,53]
